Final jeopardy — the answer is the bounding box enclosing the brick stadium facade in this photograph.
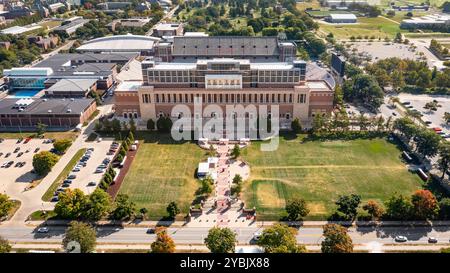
[114,36,335,136]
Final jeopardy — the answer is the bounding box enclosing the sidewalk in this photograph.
[13,219,450,228]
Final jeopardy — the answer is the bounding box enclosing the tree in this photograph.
[321,224,353,253]
[0,236,11,253]
[32,151,59,176]
[53,139,72,154]
[83,189,112,221]
[335,194,361,220]
[385,194,413,220]
[257,223,307,253]
[232,174,242,184]
[151,228,175,253]
[343,74,384,110]
[291,118,302,134]
[129,117,137,134]
[415,129,441,158]
[411,190,439,220]
[111,118,122,133]
[166,201,180,219]
[156,117,173,133]
[438,142,450,179]
[438,198,450,220]
[200,176,214,195]
[54,189,88,219]
[112,194,136,220]
[230,144,241,159]
[36,122,47,136]
[0,193,14,219]
[147,119,155,130]
[63,221,96,253]
[204,227,237,253]
[362,200,385,220]
[140,208,148,220]
[285,198,310,221]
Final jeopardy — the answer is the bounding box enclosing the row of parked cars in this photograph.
[51,148,96,202]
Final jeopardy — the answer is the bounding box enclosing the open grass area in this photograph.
[242,136,423,220]
[28,210,57,221]
[119,132,206,219]
[42,148,86,201]
[296,0,322,10]
[319,16,403,39]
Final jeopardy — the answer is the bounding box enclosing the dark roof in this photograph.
[0,98,94,115]
[172,36,280,57]
[53,19,89,31]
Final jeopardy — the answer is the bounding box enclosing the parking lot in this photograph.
[0,138,54,195]
[397,94,450,140]
[347,41,423,64]
[50,139,116,200]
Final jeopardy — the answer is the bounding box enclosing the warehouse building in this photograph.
[325,13,357,23]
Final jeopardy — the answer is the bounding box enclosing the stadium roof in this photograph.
[172,36,281,57]
[77,34,161,52]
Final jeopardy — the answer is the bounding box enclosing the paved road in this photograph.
[2,225,450,247]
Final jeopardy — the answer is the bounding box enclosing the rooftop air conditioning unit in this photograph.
[48,110,52,113]
[70,98,75,101]
[67,109,72,113]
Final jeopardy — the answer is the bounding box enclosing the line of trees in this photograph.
[393,117,450,178]
[54,188,137,221]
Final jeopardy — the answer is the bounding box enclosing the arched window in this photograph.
[123,112,128,119]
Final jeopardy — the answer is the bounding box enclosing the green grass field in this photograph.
[119,132,206,219]
[242,136,423,220]
[319,16,403,39]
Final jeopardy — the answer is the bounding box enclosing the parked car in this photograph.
[394,236,408,242]
[67,174,77,179]
[14,147,20,153]
[51,196,59,202]
[5,153,10,158]
[87,181,97,187]
[428,237,438,243]
[61,183,70,188]
[146,228,156,234]
[253,231,262,241]
[16,138,22,144]
[63,180,72,184]
[37,227,49,233]
[17,152,23,157]
[95,168,104,173]
[34,147,40,153]
[72,167,81,172]
[24,137,32,144]
[0,152,2,157]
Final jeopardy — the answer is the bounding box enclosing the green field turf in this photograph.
[118,132,206,219]
[319,16,403,39]
[242,136,423,220]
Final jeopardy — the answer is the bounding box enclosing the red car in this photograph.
[24,137,32,144]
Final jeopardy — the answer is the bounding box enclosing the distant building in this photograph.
[391,4,429,11]
[1,25,42,35]
[152,22,184,37]
[1,7,34,19]
[97,1,132,10]
[400,14,450,30]
[76,34,160,55]
[107,18,151,31]
[52,18,89,36]
[325,13,357,23]
[0,41,11,50]
[47,2,65,13]
[322,0,368,8]
[0,97,97,129]
[28,35,59,51]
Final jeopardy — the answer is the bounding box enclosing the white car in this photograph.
[37,227,49,233]
[394,235,408,242]
[253,231,262,241]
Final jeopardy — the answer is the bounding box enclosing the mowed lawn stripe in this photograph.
[119,132,205,218]
[242,137,423,220]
